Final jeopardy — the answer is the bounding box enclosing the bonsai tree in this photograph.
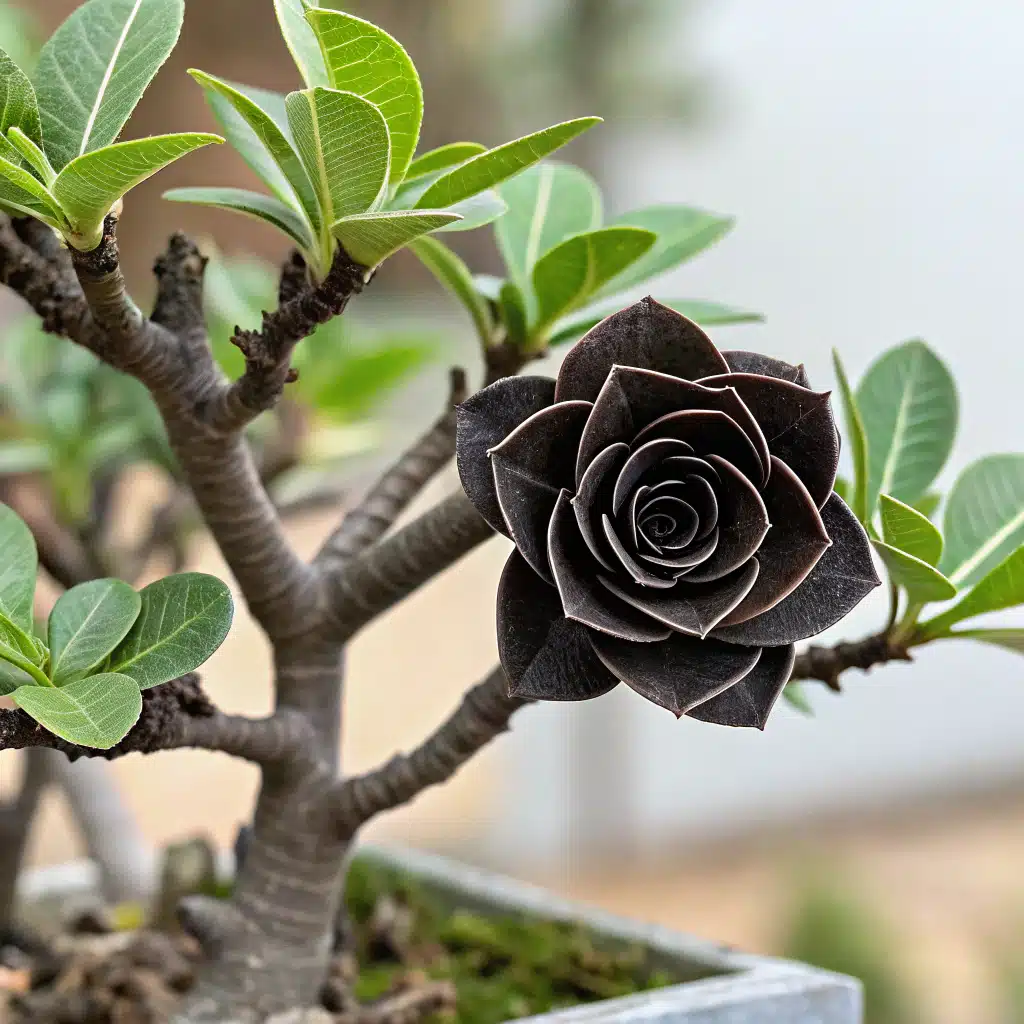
[0,0,1021,1020]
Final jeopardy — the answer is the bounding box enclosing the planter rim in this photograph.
[17,843,863,1023]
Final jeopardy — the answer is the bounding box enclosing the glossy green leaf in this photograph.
[548,296,762,346]
[920,546,1024,638]
[940,455,1024,588]
[13,673,142,749]
[404,142,485,182]
[0,503,36,630]
[872,540,956,604]
[832,350,870,524]
[912,492,942,520]
[416,117,601,211]
[34,0,184,170]
[163,187,314,251]
[107,572,233,689]
[409,235,492,345]
[496,161,602,289]
[8,126,54,184]
[48,578,141,686]
[856,340,957,514]
[0,47,41,164]
[879,494,942,566]
[274,0,328,88]
[532,226,656,329]
[189,70,319,230]
[435,189,507,233]
[55,134,221,249]
[832,477,851,503]
[306,9,421,185]
[0,153,62,223]
[0,658,34,697]
[286,87,390,228]
[597,205,734,299]
[499,281,528,348]
[332,209,460,268]
[943,628,1024,656]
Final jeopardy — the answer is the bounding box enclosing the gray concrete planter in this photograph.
[18,845,863,1023]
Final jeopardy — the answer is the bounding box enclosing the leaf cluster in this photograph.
[0,503,232,748]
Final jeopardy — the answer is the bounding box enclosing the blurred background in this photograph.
[1,1,1023,1021]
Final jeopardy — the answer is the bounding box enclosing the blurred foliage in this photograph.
[0,0,38,71]
[781,875,917,1024]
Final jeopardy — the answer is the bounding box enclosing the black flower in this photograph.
[457,298,881,728]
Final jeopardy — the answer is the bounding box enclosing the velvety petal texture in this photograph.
[456,298,879,729]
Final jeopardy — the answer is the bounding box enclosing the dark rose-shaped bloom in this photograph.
[457,298,881,728]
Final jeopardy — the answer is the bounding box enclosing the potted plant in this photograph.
[0,0,1021,1021]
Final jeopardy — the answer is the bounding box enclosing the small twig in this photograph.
[790,631,913,691]
[322,489,495,643]
[333,666,526,833]
[202,247,368,435]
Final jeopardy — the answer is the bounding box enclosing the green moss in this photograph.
[342,856,680,1024]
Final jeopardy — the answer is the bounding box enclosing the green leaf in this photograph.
[54,133,221,249]
[306,9,422,186]
[286,87,390,231]
[548,297,762,346]
[0,658,34,697]
[332,209,460,268]
[596,205,734,299]
[188,70,320,231]
[939,455,1024,588]
[415,118,601,211]
[48,578,141,686]
[404,142,485,182]
[13,673,142,749]
[409,236,492,345]
[783,683,814,715]
[942,628,1024,656]
[832,477,851,503]
[531,227,657,330]
[308,344,430,421]
[499,281,528,347]
[856,340,958,514]
[496,161,602,290]
[0,503,37,631]
[274,0,328,89]
[919,547,1024,638]
[7,126,55,184]
[911,492,942,520]
[0,153,62,223]
[0,440,52,474]
[872,540,956,604]
[34,0,184,171]
[435,189,507,233]
[831,350,870,524]
[0,47,41,157]
[879,494,943,566]
[163,187,314,251]
[107,572,233,689]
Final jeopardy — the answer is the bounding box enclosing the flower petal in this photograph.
[572,443,629,571]
[590,629,762,717]
[711,493,882,646]
[548,490,672,642]
[556,296,730,403]
[497,551,620,700]
[601,559,759,637]
[632,409,765,489]
[491,401,592,581]
[697,373,839,507]
[687,643,796,728]
[638,528,720,571]
[612,437,694,514]
[722,351,810,388]
[576,366,770,485]
[637,496,699,550]
[601,515,677,588]
[457,375,556,535]
[717,457,831,626]
[681,455,770,583]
